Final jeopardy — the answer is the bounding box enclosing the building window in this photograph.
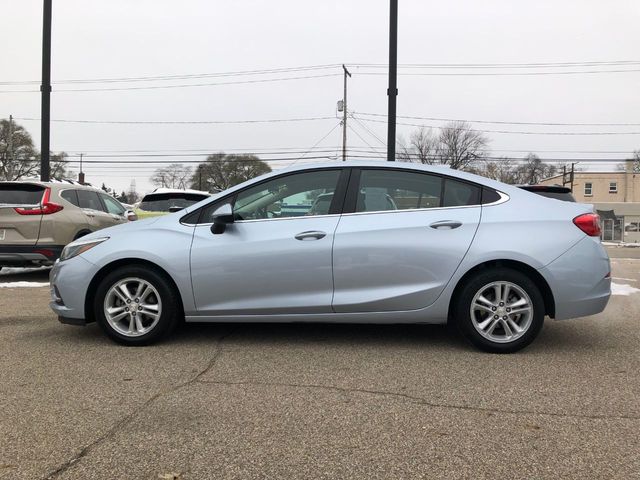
[609,182,618,194]
[584,182,593,196]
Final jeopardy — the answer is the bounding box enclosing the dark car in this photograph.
[517,184,576,202]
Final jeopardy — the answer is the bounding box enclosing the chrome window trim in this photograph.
[192,212,341,227]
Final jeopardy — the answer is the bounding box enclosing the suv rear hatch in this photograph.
[0,182,46,245]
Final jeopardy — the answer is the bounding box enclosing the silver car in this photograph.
[49,161,611,353]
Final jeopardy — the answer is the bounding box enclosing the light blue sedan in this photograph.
[49,161,611,352]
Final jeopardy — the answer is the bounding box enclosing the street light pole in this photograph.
[40,0,52,181]
[341,64,351,162]
[387,0,398,162]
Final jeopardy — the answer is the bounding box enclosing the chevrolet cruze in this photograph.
[49,161,611,353]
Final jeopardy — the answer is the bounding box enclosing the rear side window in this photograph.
[0,184,45,205]
[60,189,79,206]
[77,190,104,211]
[443,179,481,207]
[355,169,442,212]
[140,193,209,212]
[481,188,502,204]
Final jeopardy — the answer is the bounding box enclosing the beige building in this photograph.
[539,160,640,243]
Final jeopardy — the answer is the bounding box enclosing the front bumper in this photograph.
[49,255,99,323]
[0,244,63,267]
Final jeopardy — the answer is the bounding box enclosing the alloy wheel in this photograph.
[103,277,162,337]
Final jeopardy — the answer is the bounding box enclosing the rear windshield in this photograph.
[0,184,45,205]
[530,191,576,202]
[139,193,209,212]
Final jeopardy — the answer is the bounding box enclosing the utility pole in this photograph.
[78,153,85,184]
[40,0,52,181]
[387,0,399,161]
[341,65,351,162]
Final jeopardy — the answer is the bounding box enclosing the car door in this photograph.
[99,193,128,226]
[189,168,348,316]
[76,190,113,231]
[332,168,482,313]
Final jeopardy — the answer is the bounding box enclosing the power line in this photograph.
[14,115,336,125]
[0,73,342,93]
[356,116,640,136]
[357,69,640,76]
[357,112,640,127]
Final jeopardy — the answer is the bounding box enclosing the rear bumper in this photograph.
[539,236,611,320]
[0,245,64,266]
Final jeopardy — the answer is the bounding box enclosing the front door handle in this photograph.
[429,220,462,230]
[295,230,327,241]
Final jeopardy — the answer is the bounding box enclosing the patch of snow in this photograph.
[612,277,637,282]
[0,281,49,288]
[611,282,640,296]
[0,266,50,275]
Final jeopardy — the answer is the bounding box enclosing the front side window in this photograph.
[609,182,618,193]
[100,194,125,215]
[205,170,341,222]
[584,183,593,196]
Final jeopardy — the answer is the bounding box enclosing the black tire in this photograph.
[453,267,545,353]
[94,265,181,346]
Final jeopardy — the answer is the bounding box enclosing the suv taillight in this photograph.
[14,187,64,215]
[573,213,601,237]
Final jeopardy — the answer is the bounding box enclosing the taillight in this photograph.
[14,187,63,215]
[573,213,601,237]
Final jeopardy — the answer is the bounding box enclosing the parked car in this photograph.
[517,184,576,202]
[50,162,611,353]
[0,180,134,268]
[135,188,210,219]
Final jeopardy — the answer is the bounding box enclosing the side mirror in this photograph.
[210,203,234,234]
[169,206,184,213]
[125,210,138,221]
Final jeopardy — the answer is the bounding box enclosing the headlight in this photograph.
[60,237,109,262]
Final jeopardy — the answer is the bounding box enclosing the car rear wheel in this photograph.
[94,266,180,345]
[453,268,545,353]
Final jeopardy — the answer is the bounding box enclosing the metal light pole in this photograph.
[341,64,351,161]
[40,0,52,181]
[387,0,398,161]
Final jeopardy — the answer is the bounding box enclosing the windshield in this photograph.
[139,192,209,212]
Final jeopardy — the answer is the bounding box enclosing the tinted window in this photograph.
[481,188,502,204]
[139,193,209,212]
[0,184,45,205]
[231,170,341,221]
[100,193,125,215]
[443,179,481,207]
[530,191,576,202]
[60,189,79,206]
[77,190,104,211]
[355,169,441,212]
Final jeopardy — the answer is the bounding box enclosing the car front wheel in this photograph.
[454,268,545,353]
[94,266,180,345]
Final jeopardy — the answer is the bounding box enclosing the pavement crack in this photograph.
[198,379,640,422]
[41,328,235,480]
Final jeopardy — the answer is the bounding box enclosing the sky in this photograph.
[1,0,639,194]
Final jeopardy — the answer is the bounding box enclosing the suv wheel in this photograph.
[453,268,545,353]
[94,266,180,345]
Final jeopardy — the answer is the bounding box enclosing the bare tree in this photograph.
[193,153,271,192]
[513,153,556,184]
[475,159,519,184]
[436,121,489,170]
[398,127,438,163]
[150,163,193,189]
[0,119,39,180]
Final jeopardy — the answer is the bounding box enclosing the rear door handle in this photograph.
[429,220,462,230]
[295,230,326,241]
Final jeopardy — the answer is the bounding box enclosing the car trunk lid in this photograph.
[0,183,46,245]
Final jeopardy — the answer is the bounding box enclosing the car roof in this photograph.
[2,179,104,192]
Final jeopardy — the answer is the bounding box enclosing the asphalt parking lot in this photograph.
[1,252,639,480]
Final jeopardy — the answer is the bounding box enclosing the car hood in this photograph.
[80,216,163,242]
